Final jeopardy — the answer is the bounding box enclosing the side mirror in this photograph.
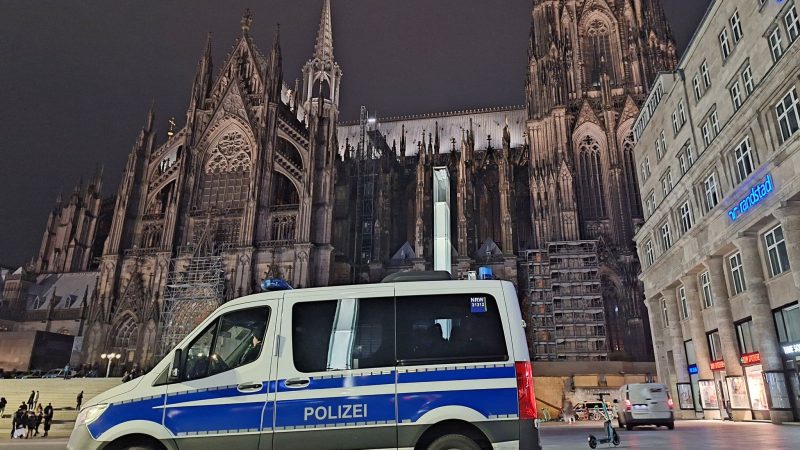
[168,349,183,382]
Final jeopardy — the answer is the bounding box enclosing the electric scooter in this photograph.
[587,393,620,449]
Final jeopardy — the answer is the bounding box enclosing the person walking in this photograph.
[32,390,40,409]
[63,364,70,379]
[76,390,84,410]
[25,409,36,439]
[0,396,7,418]
[562,399,575,424]
[34,404,43,436]
[26,390,35,410]
[42,402,53,438]
[11,405,25,438]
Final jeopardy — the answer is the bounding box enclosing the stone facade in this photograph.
[634,0,800,423]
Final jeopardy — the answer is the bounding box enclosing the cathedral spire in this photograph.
[241,9,253,35]
[190,33,213,111]
[267,24,283,102]
[314,0,334,61]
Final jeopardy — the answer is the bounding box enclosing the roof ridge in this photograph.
[339,105,525,126]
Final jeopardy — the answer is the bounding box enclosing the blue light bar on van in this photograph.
[478,267,494,280]
[260,278,293,292]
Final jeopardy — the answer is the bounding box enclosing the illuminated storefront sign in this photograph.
[783,342,800,356]
[688,364,699,375]
[727,174,773,221]
[740,352,761,365]
[710,360,726,371]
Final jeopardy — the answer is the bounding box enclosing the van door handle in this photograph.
[237,382,263,392]
[285,377,310,388]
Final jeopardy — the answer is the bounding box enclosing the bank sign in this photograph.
[727,174,774,221]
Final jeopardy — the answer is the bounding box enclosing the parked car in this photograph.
[17,370,44,379]
[43,368,76,378]
[617,383,674,430]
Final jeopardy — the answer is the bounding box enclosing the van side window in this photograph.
[396,294,507,366]
[183,307,270,381]
[292,297,395,373]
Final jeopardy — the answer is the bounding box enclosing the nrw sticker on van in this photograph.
[470,296,487,313]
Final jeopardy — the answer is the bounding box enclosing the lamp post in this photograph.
[100,353,121,378]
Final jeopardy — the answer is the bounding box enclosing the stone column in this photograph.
[660,288,692,419]
[681,273,718,419]
[705,255,749,420]
[773,202,800,290]
[734,233,793,423]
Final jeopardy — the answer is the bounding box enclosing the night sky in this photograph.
[0,0,710,267]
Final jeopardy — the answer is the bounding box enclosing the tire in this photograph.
[427,433,481,450]
[667,422,675,430]
[625,423,633,431]
[588,436,597,449]
[612,430,620,446]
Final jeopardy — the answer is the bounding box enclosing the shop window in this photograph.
[736,319,759,354]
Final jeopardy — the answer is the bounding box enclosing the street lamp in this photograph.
[100,353,121,378]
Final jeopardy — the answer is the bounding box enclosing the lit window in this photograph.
[741,65,754,94]
[729,252,746,295]
[693,75,702,101]
[730,11,743,43]
[661,298,669,327]
[734,136,755,183]
[701,61,711,87]
[776,87,800,142]
[704,173,719,211]
[719,29,732,59]
[786,5,800,42]
[764,225,791,277]
[679,201,693,234]
[661,222,673,251]
[645,240,655,266]
[700,271,714,308]
[730,82,743,110]
[769,28,783,61]
[678,286,689,320]
[710,111,720,135]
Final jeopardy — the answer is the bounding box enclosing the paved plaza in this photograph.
[540,420,800,450]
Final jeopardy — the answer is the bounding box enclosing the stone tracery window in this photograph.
[621,132,643,218]
[583,16,618,87]
[577,135,606,219]
[199,130,252,210]
[114,314,139,354]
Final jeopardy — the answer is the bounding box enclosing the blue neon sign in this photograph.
[727,174,774,221]
[688,364,698,375]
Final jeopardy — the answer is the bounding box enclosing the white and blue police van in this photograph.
[69,272,541,450]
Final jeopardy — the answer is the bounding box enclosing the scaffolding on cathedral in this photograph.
[156,240,226,358]
[520,240,608,361]
[351,105,379,283]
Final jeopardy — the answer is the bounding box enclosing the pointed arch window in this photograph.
[114,314,140,354]
[578,136,606,219]
[199,130,252,211]
[583,17,618,87]
[622,132,642,219]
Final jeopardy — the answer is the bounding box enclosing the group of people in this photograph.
[8,391,54,439]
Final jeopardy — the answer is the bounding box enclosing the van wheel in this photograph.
[427,433,481,450]
[667,422,675,430]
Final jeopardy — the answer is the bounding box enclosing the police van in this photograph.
[69,272,541,450]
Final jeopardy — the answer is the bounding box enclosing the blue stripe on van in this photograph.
[87,394,165,439]
[398,387,518,423]
[277,372,395,392]
[397,365,514,384]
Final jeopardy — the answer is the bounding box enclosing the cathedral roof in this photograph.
[337,106,526,156]
[25,271,97,311]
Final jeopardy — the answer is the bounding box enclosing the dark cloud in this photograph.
[0,0,710,266]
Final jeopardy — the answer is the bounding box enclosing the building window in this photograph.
[765,224,790,277]
[786,5,800,42]
[734,136,755,183]
[702,122,712,147]
[710,111,720,135]
[661,222,673,251]
[729,252,746,295]
[774,303,800,343]
[742,65,754,94]
[730,82,743,110]
[679,151,689,175]
[678,286,689,320]
[776,87,800,142]
[679,201,693,234]
[701,61,711,88]
[656,137,664,160]
[708,330,722,361]
[736,319,759,354]
[661,297,669,327]
[730,11,743,43]
[693,75,702,101]
[672,111,680,134]
[661,169,673,197]
[704,173,719,211]
[577,136,607,219]
[645,240,655,266]
[646,191,656,217]
[700,271,713,308]
[769,28,784,61]
[719,29,732,59]
[641,156,651,180]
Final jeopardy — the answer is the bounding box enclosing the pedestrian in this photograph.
[34,404,43,436]
[63,364,70,379]
[563,399,575,424]
[27,390,35,410]
[33,390,40,408]
[25,409,36,439]
[11,405,24,438]
[92,361,100,377]
[0,396,7,418]
[19,402,27,412]
[76,390,84,410]
[43,402,53,438]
